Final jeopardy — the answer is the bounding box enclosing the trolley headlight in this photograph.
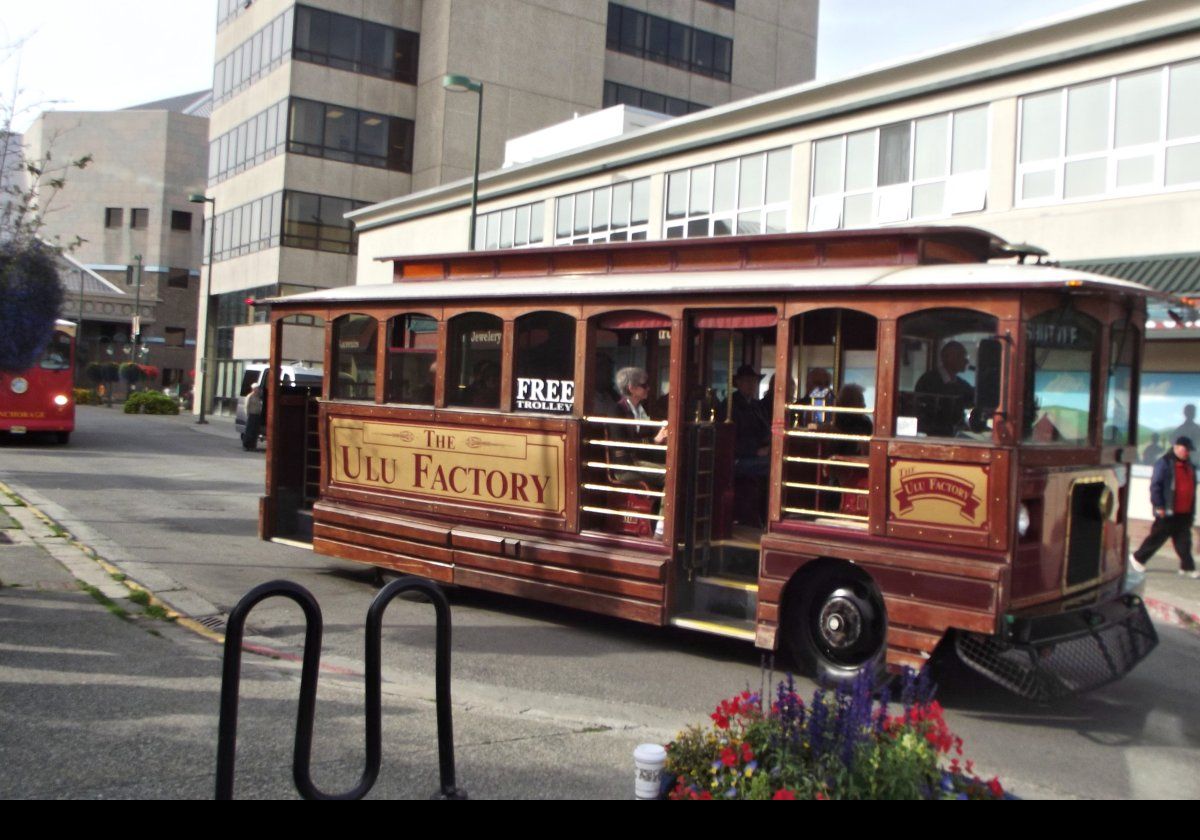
[53,394,69,407]
[1017,503,1031,537]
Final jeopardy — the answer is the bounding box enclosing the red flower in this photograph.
[815,792,829,800]
[741,742,755,763]
[772,789,797,800]
[988,777,1004,798]
[721,747,738,767]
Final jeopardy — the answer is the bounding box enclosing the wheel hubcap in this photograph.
[818,594,862,651]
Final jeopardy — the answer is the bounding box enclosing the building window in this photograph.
[287,98,414,172]
[104,208,123,229]
[167,268,190,289]
[1016,60,1200,206]
[555,179,651,245]
[213,7,295,105]
[130,208,149,230]
[665,150,789,238]
[293,5,419,84]
[281,190,364,255]
[171,210,192,232]
[475,201,546,250]
[208,193,283,263]
[208,100,289,185]
[606,3,732,82]
[164,327,187,347]
[603,81,709,117]
[809,106,989,231]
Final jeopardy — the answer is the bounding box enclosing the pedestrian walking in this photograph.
[1130,435,1200,578]
[242,382,264,451]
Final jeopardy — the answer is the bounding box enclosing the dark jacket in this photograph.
[1149,451,1199,516]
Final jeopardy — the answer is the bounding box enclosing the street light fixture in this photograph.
[442,74,483,250]
[189,192,216,424]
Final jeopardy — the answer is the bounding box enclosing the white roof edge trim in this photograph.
[261,264,1157,306]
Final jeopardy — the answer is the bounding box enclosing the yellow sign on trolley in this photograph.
[888,460,989,530]
[329,417,566,514]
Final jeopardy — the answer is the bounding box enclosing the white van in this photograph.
[234,362,324,438]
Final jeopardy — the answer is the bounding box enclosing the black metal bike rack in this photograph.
[214,577,466,800]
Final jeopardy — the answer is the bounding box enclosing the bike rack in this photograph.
[215,577,466,800]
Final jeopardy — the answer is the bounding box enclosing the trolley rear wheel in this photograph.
[785,572,886,685]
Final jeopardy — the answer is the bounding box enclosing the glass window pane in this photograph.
[324,105,355,160]
[530,202,544,243]
[500,208,515,248]
[1166,142,1200,186]
[765,147,790,204]
[329,14,359,66]
[1116,154,1154,188]
[514,204,530,246]
[592,186,611,231]
[914,115,948,180]
[611,182,631,228]
[447,313,503,408]
[1066,80,1110,156]
[911,182,945,217]
[1020,91,1062,162]
[289,99,324,148]
[845,131,876,191]
[555,197,572,237]
[485,212,500,249]
[1064,157,1106,198]
[385,315,437,405]
[573,191,590,234]
[812,138,843,196]
[952,107,987,174]
[689,165,712,214]
[631,179,649,224]
[1022,309,1098,445]
[357,112,388,162]
[1022,169,1055,200]
[666,171,688,219]
[878,123,911,186]
[738,153,765,208]
[713,217,733,236]
[713,160,737,212]
[843,193,873,227]
[1116,69,1162,148]
[1168,61,1200,140]
[331,314,377,400]
[736,210,760,235]
[765,209,786,234]
[686,218,708,238]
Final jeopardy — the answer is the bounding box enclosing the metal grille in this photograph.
[956,598,1158,702]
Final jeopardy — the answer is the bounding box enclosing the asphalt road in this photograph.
[2,404,1198,798]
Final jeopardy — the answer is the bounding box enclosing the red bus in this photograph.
[257,228,1160,698]
[0,320,76,444]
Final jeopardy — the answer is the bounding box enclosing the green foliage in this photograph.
[119,361,142,384]
[123,391,179,415]
[73,387,101,405]
[0,240,63,371]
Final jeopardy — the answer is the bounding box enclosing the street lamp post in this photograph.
[442,74,483,250]
[189,192,216,424]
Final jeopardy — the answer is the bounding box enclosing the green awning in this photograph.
[1062,253,1200,296]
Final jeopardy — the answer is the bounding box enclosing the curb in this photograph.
[1144,596,1200,635]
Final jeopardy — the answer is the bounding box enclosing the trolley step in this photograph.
[691,574,758,621]
[670,613,756,642]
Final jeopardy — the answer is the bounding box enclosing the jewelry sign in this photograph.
[329,417,566,514]
[888,460,989,530]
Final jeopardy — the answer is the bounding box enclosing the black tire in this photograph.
[785,572,886,684]
[54,431,70,445]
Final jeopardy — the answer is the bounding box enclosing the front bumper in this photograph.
[955,593,1158,702]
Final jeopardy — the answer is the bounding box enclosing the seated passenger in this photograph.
[731,364,771,479]
[610,366,668,488]
[914,341,976,436]
[800,367,834,425]
[831,383,872,456]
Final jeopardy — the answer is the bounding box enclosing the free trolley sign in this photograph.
[329,417,566,514]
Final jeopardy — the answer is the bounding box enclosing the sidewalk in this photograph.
[0,490,645,799]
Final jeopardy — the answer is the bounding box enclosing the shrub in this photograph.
[123,391,179,415]
[665,671,1007,800]
[73,388,101,405]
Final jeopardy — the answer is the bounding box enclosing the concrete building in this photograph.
[23,93,210,394]
[347,0,1200,532]
[198,0,819,415]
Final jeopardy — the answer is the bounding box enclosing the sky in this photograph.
[1,0,1120,134]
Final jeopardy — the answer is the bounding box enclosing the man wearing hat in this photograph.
[1131,435,1200,578]
[731,364,771,478]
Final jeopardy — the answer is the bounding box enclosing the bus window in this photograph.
[385,314,437,405]
[446,312,502,409]
[513,311,576,414]
[39,330,73,370]
[897,309,997,439]
[581,312,672,539]
[783,309,877,525]
[1023,307,1099,445]
[331,313,377,400]
[1105,320,1137,446]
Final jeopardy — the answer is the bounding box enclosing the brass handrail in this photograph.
[582,483,665,498]
[584,460,666,474]
[584,415,668,428]
[581,505,663,522]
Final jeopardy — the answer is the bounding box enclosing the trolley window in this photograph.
[1024,307,1098,445]
[385,313,437,405]
[897,309,997,438]
[447,312,502,409]
[513,311,576,414]
[331,313,377,400]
